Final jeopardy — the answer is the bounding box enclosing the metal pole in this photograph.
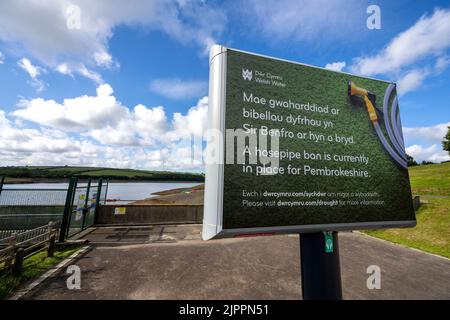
[0,176,4,196]
[59,177,77,242]
[104,179,109,204]
[65,178,78,240]
[94,178,103,223]
[300,231,342,300]
[81,179,91,230]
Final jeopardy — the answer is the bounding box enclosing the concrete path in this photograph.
[26,225,450,300]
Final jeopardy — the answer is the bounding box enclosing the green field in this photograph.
[366,162,450,258]
[0,166,204,182]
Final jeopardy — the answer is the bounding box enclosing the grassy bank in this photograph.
[133,184,204,205]
[365,162,450,258]
[408,162,450,196]
[0,247,80,299]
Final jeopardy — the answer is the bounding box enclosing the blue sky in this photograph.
[0,0,449,171]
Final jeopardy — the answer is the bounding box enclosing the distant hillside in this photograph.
[0,166,204,182]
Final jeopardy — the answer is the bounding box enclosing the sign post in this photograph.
[300,232,342,300]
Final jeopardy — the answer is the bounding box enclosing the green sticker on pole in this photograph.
[324,232,334,253]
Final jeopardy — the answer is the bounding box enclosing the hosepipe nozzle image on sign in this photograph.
[202,45,416,240]
[348,81,407,169]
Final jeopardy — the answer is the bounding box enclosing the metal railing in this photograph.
[0,181,67,239]
[0,188,68,206]
[0,176,4,196]
[0,176,106,243]
[0,221,57,274]
[0,214,63,239]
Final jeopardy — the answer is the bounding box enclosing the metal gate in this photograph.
[59,177,106,241]
[0,176,105,242]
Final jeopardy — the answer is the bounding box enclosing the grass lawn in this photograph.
[408,162,450,196]
[365,197,450,258]
[0,247,80,299]
[365,162,450,258]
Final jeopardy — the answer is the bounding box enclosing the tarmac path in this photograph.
[25,225,450,300]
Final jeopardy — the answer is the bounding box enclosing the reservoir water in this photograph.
[1,181,202,205]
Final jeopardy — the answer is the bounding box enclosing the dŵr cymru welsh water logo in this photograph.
[242,68,252,81]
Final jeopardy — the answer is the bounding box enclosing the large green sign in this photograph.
[202,46,416,240]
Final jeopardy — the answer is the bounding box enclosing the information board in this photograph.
[202,45,416,240]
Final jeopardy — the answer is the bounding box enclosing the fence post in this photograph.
[0,176,4,197]
[12,248,25,276]
[94,178,103,223]
[81,179,91,230]
[47,221,53,240]
[5,233,17,268]
[47,221,55,257]
[59,177,77,242]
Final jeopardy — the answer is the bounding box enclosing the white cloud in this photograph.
[349,9,450,96]
[434,55,450,73]
[394,55,450,96]
[324,61,346,72]
[403,122,450,163]
[403,122,450,145]
[406,144,450,163]
[150,78,208,100]
[17,57,46,92]
[0,0,225,75]
[13,83,207,143]
[351,9,450,76]
[89,104,168,146]
[0,51,4,64]
[77,64,103,84]
[0,110,88,155]
[172,96,208,138]
[13,84,127,131]
[4,83,209,171]
[246,0,363,42]
[56,62,103,84]
[17,58,41,79]
[93,51,113,68]
[0,119,107,168]
[396,68,429,96]
[56,63,72,76]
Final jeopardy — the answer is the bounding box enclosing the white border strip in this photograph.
[9,245,90,300]
[202,45,227,240]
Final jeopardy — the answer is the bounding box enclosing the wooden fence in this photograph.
[0,221,57,275]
